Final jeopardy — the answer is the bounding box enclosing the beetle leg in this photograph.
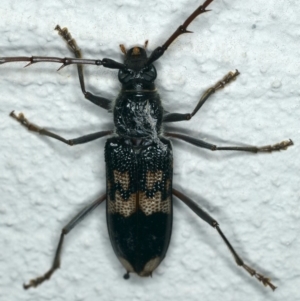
[172,188,277,291]
[23,194,106,289]
[165,132,293,153]
[147,0,215,65]
[163,70,239,122]
[55,25,112,110]
[10,111,113,145]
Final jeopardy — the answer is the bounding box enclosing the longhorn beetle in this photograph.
[0,0,293,291]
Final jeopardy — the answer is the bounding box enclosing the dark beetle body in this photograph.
[106,47,173,276]
[105,137,173,276]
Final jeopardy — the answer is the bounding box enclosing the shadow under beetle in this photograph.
[0,0,293,291]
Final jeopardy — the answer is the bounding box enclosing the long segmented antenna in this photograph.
[0,0,214,70]
[147,0,214,65]
[0,56,125,71]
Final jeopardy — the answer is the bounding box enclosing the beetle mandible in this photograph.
[0,0,293,291]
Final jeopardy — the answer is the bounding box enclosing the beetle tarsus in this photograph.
[242,264,277,291]
[23,269,54,290]
[55,25,81,55]
[256,139,293,152]
[10,111,43,133]
[213,69,240,91]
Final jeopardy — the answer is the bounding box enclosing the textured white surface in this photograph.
[0,0,299,300]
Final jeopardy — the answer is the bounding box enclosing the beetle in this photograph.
[0,0,293,291]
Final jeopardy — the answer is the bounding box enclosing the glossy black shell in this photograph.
[105,46,173,276]
[105,137,173,276]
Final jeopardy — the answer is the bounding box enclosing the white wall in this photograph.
[0,0,299,300]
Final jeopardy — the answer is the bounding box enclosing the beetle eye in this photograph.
[142,65,157,81]
[118,69,132,83]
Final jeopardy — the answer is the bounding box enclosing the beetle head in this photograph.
[122,46,148,71]
[118,44,157,89]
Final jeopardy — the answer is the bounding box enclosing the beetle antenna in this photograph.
[146,0,214,65]
[144,40,149,49]
[119,44,127,54]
